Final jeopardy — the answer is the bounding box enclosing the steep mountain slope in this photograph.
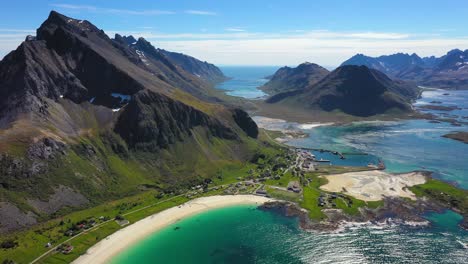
[266,65,419,117]
[114,34,225,100]
[341,50,468,89]
[115,34,226,84]
[0,11,261,233]
[260,62,329,95]
[159,49,227,84]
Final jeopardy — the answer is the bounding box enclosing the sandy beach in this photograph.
[320,170,427,201]
[72,195,273,264]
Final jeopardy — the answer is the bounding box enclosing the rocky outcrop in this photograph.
[114,90,238,151]
[0,138,66,189]
[231,108,259,138]
[28,138,67,160]
[0,202,37,233]
[27,185,88,214]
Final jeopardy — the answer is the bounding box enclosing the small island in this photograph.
[443,131,468,144]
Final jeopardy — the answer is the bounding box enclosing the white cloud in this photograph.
[106,31,258,40]
[184,10,217,16]
[150,34,468,66]
[346,32,410,39]
[50,3,175,15]
[1,27,467,67]
[50,4,97,11]
[225,28,246,32]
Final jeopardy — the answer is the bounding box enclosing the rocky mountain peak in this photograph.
[114,34,137,46]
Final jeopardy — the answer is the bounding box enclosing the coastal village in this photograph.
[22,147,375,259]
[4,143,464,264]
[217,147,384,209]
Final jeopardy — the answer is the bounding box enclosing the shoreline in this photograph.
[320,170,427,201]
[72,195,273,264]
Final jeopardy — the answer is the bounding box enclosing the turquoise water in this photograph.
[112,206,468,264]
[215,66,279,98]
[112,205,301,264]
[287,115,468,189]
[112,68,468,263]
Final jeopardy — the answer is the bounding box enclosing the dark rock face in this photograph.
[0,11,146,121]
[341,49,468,89]
[267,65,419,117]
[231,109,259,138]
[261,62,329,95]
[114,90,238,151]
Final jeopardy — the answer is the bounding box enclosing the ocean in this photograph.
[112,66,468,263]
[112,206,468,264]
[215,66,279,99]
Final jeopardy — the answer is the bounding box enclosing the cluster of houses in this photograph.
[224,181,257,195]
[255,188,268,196]
[64,218,97,236]
[57,243,74,254]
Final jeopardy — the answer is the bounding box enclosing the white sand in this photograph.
[72,195,273,264]
[320,170,426,201]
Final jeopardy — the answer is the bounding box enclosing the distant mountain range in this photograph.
[341,49,468,89]
[0,11,257,232]
[265,64,420,117]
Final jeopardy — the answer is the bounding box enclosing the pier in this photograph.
[294,147,346,160]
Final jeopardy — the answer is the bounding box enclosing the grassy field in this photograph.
[410,179,468,214]
[266,187,302,203]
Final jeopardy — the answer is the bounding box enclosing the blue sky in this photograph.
[1,0,468,66]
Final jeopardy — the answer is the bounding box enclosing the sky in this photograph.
[1,0,468,66]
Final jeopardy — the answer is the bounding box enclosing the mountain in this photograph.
[266,65,420,117]
[341,50,468,89]
[115,34,227,85]
[260,62,329,95]
[0,11,262,233]
[341,53,425,76]
[158,49,227,84]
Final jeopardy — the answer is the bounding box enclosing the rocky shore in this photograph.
[259,197,467,232]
